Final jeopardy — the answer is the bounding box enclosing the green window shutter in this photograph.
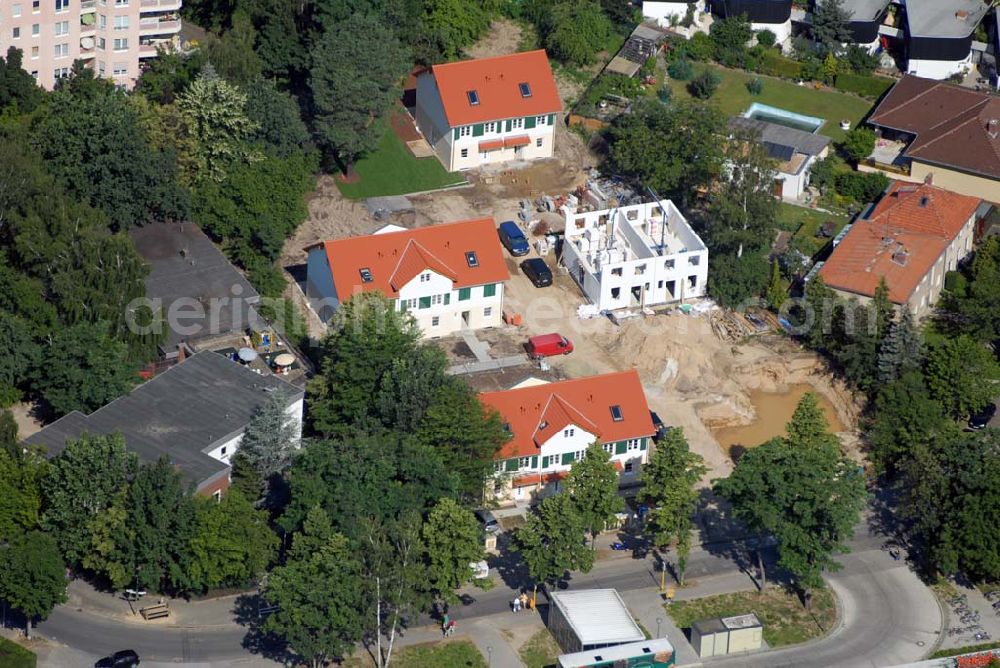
[484,283,497,297]
[562,452,575,465]
[531,455,538,468]
[505,119,512,132]
[473,123,484,137]
[458,287,471,301]
[524,116,536,129]
[419,296,431,309]
[399,300,407,312]
[444,293,451,305]
[505,458,518,472]
[453,127,461,140]
[541,456,548,468]
[640,438,648,451]
[615,442,627,455]
[548,114,556,125]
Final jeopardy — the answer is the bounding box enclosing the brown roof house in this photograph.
[860,75,1000,204]
[817,181,981,318]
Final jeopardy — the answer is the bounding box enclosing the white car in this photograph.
[470,560,489,580]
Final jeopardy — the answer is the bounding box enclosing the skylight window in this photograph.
[610,405,624,422]
[359,268,373,283]
[465,251,479,268]
[519,82,531,98]
[467,89,480,106]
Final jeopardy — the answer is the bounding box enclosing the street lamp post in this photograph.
[487,645,493,667]
[657,617,663,638]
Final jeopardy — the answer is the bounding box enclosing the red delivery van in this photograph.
[527,333,574,359]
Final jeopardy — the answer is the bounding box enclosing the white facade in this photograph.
[305,245,505,338]
[498,427,649,502]
[396,268,504,337]
[643,1,703,27]
[562,200,708,311]
[205,397,304,466]
[776,152,826,200]
[753,19,792,46]
[415,72,557,171]
[0,0,181,90]
[907,53,973,80]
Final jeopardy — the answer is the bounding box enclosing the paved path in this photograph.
[448,355,529,375]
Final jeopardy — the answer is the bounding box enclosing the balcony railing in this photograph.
[862,157,911,176]
[140,0,181,10]
[80,0,97,9]
[140,17,181,33]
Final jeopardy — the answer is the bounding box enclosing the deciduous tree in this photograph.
[514,493,594,597]
[565,442,624,549]
[421,498,484,604]
[866,371,951,473]
[188,490,278,591]
[264,506,364,667]
[0,531,66,638]
[924,335,1000,418]
[638,428,706,584]
[309,13,410,171]
[0,449,45,541]
[543,2,612,67]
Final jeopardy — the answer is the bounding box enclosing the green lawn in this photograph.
[667,586,837,648]
[665,65,876,143]
[518,629,561,668]
[335,127,466,200]
[392,640,487,668]
[0,637,36,668]
[776,203,851,257]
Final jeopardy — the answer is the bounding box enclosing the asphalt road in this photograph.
[36,521,941,666]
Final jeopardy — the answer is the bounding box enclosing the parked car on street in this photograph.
[95,650,140,668]
[520,258,552,287]
[969,403,997,430]
[475,509,500,533]
[498,221,530,256]
[527,333,574,359]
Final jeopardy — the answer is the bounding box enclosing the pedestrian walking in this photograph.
[519,593,528,611]
[442,613,450,635]
[512,596,521,613]
[446,620,456,637]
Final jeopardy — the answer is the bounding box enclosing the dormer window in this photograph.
[467,90,479,106]
[610,405,624,422]
[519,82,531,98]
[466,251,479,268]
[359,267,373,283]
[539,420,548,430]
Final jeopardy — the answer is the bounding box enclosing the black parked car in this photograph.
[96,650,140,668]
[520,258,553,287]
[969,403,997,430]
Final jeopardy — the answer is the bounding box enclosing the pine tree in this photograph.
[237,389,298,498]
[766,259,787,311]
[877,306,923,384]
[812,0,853,55]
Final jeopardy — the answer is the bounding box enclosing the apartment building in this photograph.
[305,219,510,337]
[415,49,562,171]
[0,0,181,90]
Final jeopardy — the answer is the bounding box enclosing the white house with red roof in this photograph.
[479,370,656,504]
[415,50,563,171]
[305,219,510,337]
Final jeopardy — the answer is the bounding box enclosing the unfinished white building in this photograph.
[562,200,708,312]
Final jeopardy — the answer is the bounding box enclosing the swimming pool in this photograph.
[743,103,825,133]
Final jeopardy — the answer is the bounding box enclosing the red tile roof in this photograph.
[429,50,562,128]
[317,218,510,300]
[868,75,1000,180]
[818,182,980,303]
[480,370,655,460]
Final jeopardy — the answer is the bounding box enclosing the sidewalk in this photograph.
[390,610,542,668]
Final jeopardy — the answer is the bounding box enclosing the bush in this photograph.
[688,70,721,99]
[834,72,894,98]
[757,49,804,79]
[944,270,967,295]
[756,29,776,49]
[844,44,879,75]
[746,77,764,95]
[835,171,889,203]
[686,32,714,61]
[710,15,753,67]
[658,85,672,103]
[842,127,876,162]
[668,58,695,81]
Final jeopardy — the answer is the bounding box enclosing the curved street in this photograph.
[34,519,942,667]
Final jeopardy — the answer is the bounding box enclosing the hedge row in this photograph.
[755,50,803,79]
[834,72,894,98]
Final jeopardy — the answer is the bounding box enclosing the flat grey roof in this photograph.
[557,638,675,668]
[904,0,988,39]
[819,0,889,23]
[130,222,262,353]
[550,589,645,646]
[730,116,832,158]
[25,352,303,488]
[692,618,728,635]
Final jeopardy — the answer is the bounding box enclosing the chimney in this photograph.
[956,9,968,20]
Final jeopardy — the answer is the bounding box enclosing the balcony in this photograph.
[140,0,182,11]
[80,0,97,10]
[139,17,181,35]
